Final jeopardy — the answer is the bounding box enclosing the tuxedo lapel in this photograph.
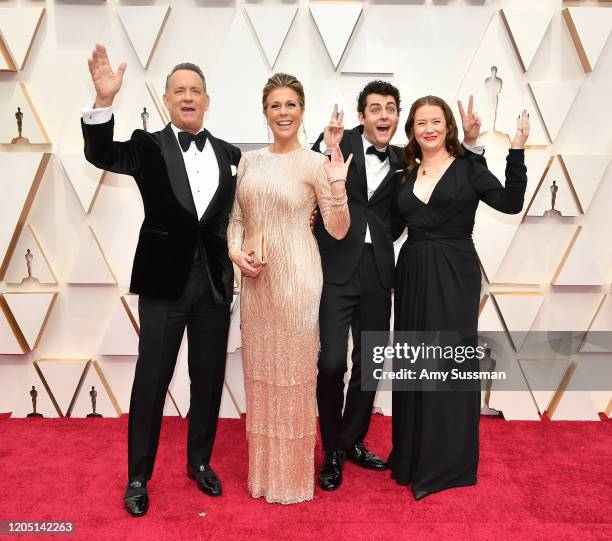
[369,144,402,203]
[159,124,198,217]
[201,130,231,222]
[347,127,368,200]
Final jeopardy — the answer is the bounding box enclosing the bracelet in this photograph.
[330,178,346,185]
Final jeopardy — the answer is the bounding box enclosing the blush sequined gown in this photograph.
[228,146,349,504]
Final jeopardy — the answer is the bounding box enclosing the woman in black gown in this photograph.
[387,96,530,499]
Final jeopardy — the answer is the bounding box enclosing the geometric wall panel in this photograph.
[309,3,363,70]
[488,390,541,421]
[551,226,604,286]
[0,8,45,71]
[519,358,571,415]
[581,294,612,353]
[563,7,612,73]
[493,292,544,351]
[0,153,50,281]
[474,150,550,283]
[0,83,50,144]
[4,225,57,285]
[145,81,170,126]
[34,358,89,417]
[500,8,553,72]
[0,300,26,355]
[527,156,581,217]
[11,363,61,418]
[98,296,139,356]
[68,360,121,418]
[558,154,610,214]
[243,6,298,70]
[3,293,57,351]
[548,390,601,421]
[529,81,582,142]
[65,226,117,285]
[58,154,107,215]
[478,294,506,332]
[117,6,171,69]
[456,12,549,146]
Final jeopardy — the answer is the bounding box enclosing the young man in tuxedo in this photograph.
[81,44,243,516]
[313,82,484,491]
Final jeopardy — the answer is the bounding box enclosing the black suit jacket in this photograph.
[81,117,241,304]
[313,125,405,289]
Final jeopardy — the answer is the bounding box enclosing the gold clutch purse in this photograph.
[242,231,267,266]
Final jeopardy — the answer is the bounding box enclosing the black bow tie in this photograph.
[366,145,389,162]
[178,130,207,152]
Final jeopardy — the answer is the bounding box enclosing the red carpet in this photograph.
[0,414,610,540]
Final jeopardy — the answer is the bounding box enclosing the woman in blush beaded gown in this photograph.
[227,73,351,504]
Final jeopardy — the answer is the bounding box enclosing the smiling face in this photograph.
[263,86,304,145]
[358,93,399,148]
[163,69,209,133]
[412,104,447,154]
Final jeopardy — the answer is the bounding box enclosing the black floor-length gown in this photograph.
[387,149,527,499]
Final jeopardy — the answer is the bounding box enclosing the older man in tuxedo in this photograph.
[82,44,241,516]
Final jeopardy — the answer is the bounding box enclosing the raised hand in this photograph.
[511,110,530,149]
[87,44,127,108]
[323,104,344,149]
[457,95,481,146]
[324,144,352,196]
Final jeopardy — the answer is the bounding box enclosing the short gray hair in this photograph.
[165,62,207,93]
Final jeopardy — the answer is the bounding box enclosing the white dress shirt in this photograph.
[318,136,484,243]
[81,104,219,219]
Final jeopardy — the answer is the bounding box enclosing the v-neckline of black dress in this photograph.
[411,158,457,206]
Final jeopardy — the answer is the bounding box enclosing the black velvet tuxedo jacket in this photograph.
[313,125,406,289]
[81,117,241,304]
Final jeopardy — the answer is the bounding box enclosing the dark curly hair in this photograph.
[357,80,401,114]
[403,95,464,175]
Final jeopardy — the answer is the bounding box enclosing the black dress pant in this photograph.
[128,261,230,481]
[317,244,392,453]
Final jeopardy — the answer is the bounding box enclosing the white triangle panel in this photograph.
[549,391,600,421]
[500,8,553,72]
[35,359,89,417]
[552,227,604,286]
[529,81,582,142]
[3,293,57,351]
[478,294,505,332]
[455,12,548,146]
[66,227,117,284]
[70,361,120,418]
[488,390,540,421]
[99,298,139,356]
[58,154,105,214]
[563,7,612,73]
[0,8,45,70]
[4,225,57,285]
[0,308,25,354]
[559,154,610,213]
[527,156,580,217]
[97,357,137,414]
[310,3,363,70]
[11,363,60,418]
[244,6,298,69]
[474,150,549,282]
[117,6,171,69]
[519,358,570,415]
[0,83,49,144]
[0,154,47,276]
[581,295,612,353]
[493,293,544,351]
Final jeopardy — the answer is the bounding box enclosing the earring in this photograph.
[266,124,272,143]
[302,122,308,144]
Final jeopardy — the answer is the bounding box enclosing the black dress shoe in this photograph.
[187,463,222,496]
[124,480,148,517]
[319,450,345,491]
[345,441,387,471]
